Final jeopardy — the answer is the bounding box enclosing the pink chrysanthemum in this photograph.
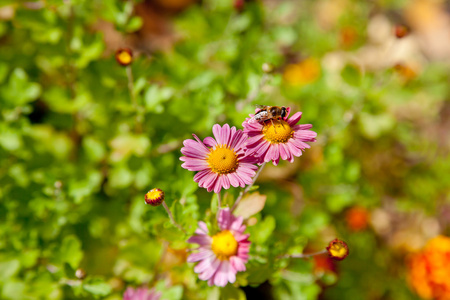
[243,108,317,165]
[187,208,250,287]
[123,287,161,300]
[180,124,258,193]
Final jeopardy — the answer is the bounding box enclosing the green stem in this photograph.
[162,201,187,234]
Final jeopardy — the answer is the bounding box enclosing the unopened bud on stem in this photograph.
[145,188,164,206]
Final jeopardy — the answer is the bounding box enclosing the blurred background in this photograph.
[1,0,450,299]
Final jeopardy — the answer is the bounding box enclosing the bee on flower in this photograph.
[243,106,317,165]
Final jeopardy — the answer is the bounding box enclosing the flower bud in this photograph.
[326,239,349,261]
[75,268,86,279]
[145,188,165,206]
[115,48,133,66]
[234,0,245,12]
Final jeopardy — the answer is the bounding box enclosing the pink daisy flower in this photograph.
[123,287,161,300]
[180,124,258,193]
[187,208,250,287]
[243,108,317,165]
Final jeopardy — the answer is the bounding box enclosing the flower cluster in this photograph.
[408,235,450,300]
[180,107,317,193]
[176,107,318,286]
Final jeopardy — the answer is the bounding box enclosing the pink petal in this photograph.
[230,256,246,272]
[246,134,264,146]
[256,141,271,157]
[213,261,230,287]
[212,124,222,145]
[199,258,221,281]
[223,124,232,145]
[203,172,218,190]
[221,175,230,189]
[234,233,250,243]
[197,221,209,234]
[227,267,236,284]
[218,209,232,230]
[230,216,244,232]
[203,137,217,147]
[272,156,280,166]
[283,107,291,120]
[279,143,288,160]
[227,173,239,188]
[292,124,313,131]
[193,253,216,273]
[293,130,317,141]
[188,250,214,263]
[187,234,211,246]
[242,174,254,185]
[287,112,302,126]
[237,165,256,176]
[290,138,310,150]
[213,178,223,193]
[287,141,302,157]
[181,158,209,171]
[265,144,278,162]
[181,145,209,159]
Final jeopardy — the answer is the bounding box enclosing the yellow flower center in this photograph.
[262,120,293,144]
[329,243,347,259]
[211,230,238,260]
[117,51,132,64]
[145,188,164,206]
[208,146,239,174]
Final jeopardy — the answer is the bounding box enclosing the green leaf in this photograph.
[82,279,112,297]
[1,280,26,300]
[341,64,361,86]
[250,215,276,244]
[159,285,184,300]
[246,263,273,286]
[144,85,174,113]
[0,62,8,83]
[60,235,83,269]
[358,112,396,139]
[0,260,20,281]
[126,16,143,32]
[0,68,41,105]
[220,284,246,300]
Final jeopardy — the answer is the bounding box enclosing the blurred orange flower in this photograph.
[283,58,321,86]
[394,63,417,82]
[408,235,450,300]
[345,206,370,231]
[340,26,358,48]
[313,254,336,275]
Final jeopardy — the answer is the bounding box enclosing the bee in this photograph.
[249,105,288,133]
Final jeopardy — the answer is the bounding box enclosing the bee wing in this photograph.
[255,104,267,109]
